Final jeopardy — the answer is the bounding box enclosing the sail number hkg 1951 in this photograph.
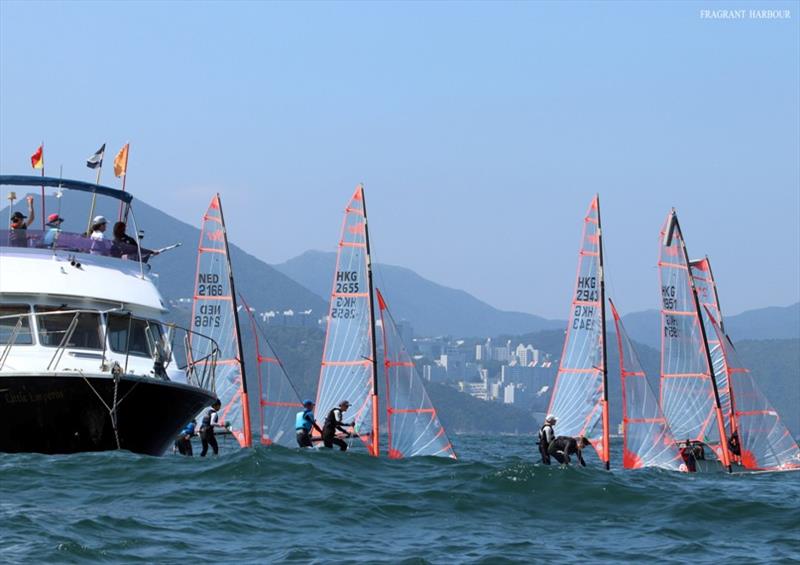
[194,304,222,328]
[662,285,680,338]
[197,273,225,297]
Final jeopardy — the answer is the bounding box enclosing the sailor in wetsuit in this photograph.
[295,399,323,448]
[199,399,224,456]
[537,414,557,465]
[175,419,196,456]
[322,400,355,451]
[548,435,590,467]
[679,439,697,472]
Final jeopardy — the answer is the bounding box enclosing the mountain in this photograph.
[3,193,328,317]
[619,303,800,350]
[275,250,563,337]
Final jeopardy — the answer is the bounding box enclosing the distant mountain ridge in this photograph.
[275,250,563,337]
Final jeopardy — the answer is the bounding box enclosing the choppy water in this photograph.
[1,434,799,564]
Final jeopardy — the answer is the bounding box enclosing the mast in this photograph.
[670,212,731,472]
[217,194,252,448]
[359,184,380,457]
[596,195,610,470]
[704,256,726,334]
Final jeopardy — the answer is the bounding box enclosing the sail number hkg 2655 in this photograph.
[334,270,360,294]
[197,273,225,297]
[331,296,357,319]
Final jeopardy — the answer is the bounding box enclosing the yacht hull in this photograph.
[0,373,215,456]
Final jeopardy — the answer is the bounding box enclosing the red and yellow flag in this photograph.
[30,145,44,169]
[113,143,129,177]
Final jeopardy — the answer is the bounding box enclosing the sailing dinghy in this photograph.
[658,210,732,472]
[546,195,610,468]
[190,194,252,448]
[314,185,455,458]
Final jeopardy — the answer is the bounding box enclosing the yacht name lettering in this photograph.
[4,389,65,404]
[197,273,224,296]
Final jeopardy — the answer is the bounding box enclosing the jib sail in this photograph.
[703,308,800,471]
[190,194,251,448]
[609,299,684,471]
[658,210,729,469]
[240,295,303,448]
[315,185,379,455]
[547,196,610,467]
[377,289,456,459]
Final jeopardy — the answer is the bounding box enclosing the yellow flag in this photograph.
[114,143,129,177]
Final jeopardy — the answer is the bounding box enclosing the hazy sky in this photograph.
[1,1,798,318]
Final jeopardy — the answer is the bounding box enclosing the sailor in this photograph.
[175,419,196,456]
[43,213,64,247]
[90,215,108,241]
[548,435,590,467]
[728,431,741,457]
[199,399,224,457]
[537,414,557,465]
[322,400,355,451]
[679,439,697,473]
[9,195,35,247]
[295,399,323,448]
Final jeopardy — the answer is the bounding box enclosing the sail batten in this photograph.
[547,196,609,465]
[190,194,251,448]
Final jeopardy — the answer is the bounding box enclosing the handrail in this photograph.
[0,307,219,393]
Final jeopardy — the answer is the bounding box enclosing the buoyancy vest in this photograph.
[538,424,554,445]
[296,409,313,432]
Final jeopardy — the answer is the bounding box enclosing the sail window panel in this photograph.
[0,305,34,345]
[35,308,101,350]
[107,314,163,358]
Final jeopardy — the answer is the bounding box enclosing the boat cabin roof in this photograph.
[0,175,133,204]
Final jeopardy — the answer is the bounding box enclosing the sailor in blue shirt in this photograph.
[175,419,196,456]
[296,399,323,448]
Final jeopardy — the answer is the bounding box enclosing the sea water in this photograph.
[1,434,798,563]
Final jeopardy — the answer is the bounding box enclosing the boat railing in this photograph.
[0,308,218,393]
[0,229,153,263]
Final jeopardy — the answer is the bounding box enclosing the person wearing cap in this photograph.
[322,400,356,451]
[90,215,108,241]
[548,435,590,467]
[295,399,323,448]
[9,195,35,247]
[43,213,65,247]
[538,414,557,465]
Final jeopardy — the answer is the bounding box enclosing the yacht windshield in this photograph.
[35,307,102,350]
[0,305,33,345]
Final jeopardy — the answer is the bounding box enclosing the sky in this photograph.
[1,1,798,319]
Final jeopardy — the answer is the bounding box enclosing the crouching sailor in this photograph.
[322,400,356,451]
[175,419,196,456]
[199,399,225,457]
[538,414,557,465]
[548,435,590,467]
[296,399,323,448]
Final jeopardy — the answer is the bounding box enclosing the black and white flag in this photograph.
[86,144,106,169]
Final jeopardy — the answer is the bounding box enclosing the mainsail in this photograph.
[609,299,684,471]
[547,195,610,467]
[376,289,456,459]
[703,308,800,471]
[240,295,303,448]
[190,194,251,448]
[658,211,729,469]
[315,185,379,455]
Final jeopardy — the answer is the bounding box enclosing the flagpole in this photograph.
[86,156,104,234]
[40,141,45,230]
